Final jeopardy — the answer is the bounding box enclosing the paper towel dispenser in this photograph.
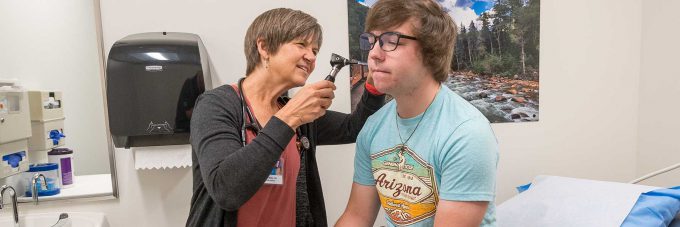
[106,32,212,148]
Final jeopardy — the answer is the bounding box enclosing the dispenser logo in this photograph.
[0,98,7,114]
[145,65,163,72]
[146,121,173,134]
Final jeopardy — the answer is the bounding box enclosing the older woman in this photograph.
[185,8,385,227]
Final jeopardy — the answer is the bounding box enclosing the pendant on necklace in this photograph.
[300,136,310,150]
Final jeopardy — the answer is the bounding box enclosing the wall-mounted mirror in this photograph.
[0,0,116,202]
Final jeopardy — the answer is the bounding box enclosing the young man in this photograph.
[336,0,499,226]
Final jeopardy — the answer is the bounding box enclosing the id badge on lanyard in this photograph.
[243,127,285,186]
[264,158,284,185]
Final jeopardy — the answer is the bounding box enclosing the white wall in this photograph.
[0,0,110,175]
[637,0,680,186]
[3,0,658,226]
[494,0,644,200]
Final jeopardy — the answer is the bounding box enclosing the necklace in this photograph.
[395,103,431,152]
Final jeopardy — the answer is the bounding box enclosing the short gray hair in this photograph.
[244,8,323,75]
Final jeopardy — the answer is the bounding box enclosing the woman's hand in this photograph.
[275,80,336,129]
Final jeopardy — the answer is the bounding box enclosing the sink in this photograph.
[0,212,109,227]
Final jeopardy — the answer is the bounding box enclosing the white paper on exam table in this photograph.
[497,175,660,227]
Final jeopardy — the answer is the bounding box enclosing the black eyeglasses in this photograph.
[359,32,418,52]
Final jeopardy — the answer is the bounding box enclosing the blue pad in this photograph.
[620,186,680,227]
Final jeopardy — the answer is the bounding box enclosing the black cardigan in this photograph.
[186,84,384,227]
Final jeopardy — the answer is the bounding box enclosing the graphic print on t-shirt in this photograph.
[371,145,439,226]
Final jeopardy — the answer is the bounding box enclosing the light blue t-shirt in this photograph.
[354,84,499,227]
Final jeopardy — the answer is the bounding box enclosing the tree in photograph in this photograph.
[457,24,469,71]
[467,21,479,66]
[521,0,540,73]
[491,0,511,57]
[508,0,540,75]
[347,0,369,61]
[479,12,494,56]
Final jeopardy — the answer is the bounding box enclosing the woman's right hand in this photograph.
[275,80,336,129]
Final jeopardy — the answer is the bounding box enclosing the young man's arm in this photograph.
[433,200,488,227]
[335,183,381,227]
[435,116,499,226]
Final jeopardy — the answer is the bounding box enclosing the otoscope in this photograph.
[324,53,363,83]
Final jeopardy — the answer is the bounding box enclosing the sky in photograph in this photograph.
[356,0,496,28]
